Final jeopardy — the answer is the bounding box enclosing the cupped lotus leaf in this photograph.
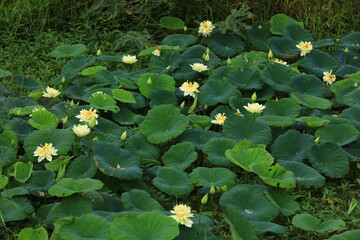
[0,175,8,189]
[14,161,33,183]
[64,85,87,101]
[270,14,304,35]
[14,75,43,90]
[227,67,263,90]
[93,141,143,180]
[179,129,220,150]
[260,62,297,92]
[336,65,360,77]
[127,92,147,109]
[222,116,272,145]
[124,135,160,162]
[301,49,339,76]
[187,114,211,129]
[296,116,330,128]
[322,115,353,126]
[112,107,138,125]
[342,88,360,107]
[266,188,300,216]
[161,34,197,50]
[152,167,193,196]
[162,142,197,170]
[271,130,313,162]
[64,156,97,179]
[225,147,274,172]
[224,208,259,240]
[0,146,16,167]
[232,140,266,151]
[340,32,360,50]
[198,78,239,106]
[292,214,345,233]
[0,197,34,222]
[315,124,359,146]
[148,51,183,73]
[220,184,280,221]
[326,229,360,240]
[22,170,55,193]
[28,109,58,129]
[208,33,245,58]
[139,104,189,144]
[245,20,272,52]
[112,89,136,103]
[49,44,87,58]
[88,92,119,112]
[283,22,313,42]
[230,51,268,70]
[18,227,48,240]
[50,195,93,221]
[159,16,185,30]
[203,137,236,167]
[110,211,179,240]
[189,167,236,188]
[249,162,296,188]
[60,214,111,240]
[48,178,104,197]
[121,189,164,212]
[80,66,107,78]
[251,221,287,235]
[137,73,175,99]
[278,160,325,188]
[308,142,349,178]
[149,89,177,108]
[290,73,326,97]
[268,37,299,61]
[290,92,332,109]
[61,56,95,75]
[24,128,75,161]
[330,72,360,93]
[342,107,360,130]
[0,69,13,78]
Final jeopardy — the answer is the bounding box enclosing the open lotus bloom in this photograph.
[170,204,194,228]
[33,143,58,162]
[198,20,215,37]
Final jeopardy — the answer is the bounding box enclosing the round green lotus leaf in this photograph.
[283,22,313,42]
[87,92,119,113]
[198,78,239,106]
[266,188,300,216]
[48,178,103,197]
[49,44,87,58]
[270,14,304,35]
[93,141,143,180]
[268,37,299,61]
[230,51,268,70]
[124,134,160,163]
[271,130,313,162]
[301,49,339,76]
[222,116,272,145]
[290,73,326,97]
[127,92,147,109]
[24,128,75,161]
[137,73,175,99]
[278,160,325,188]
[0,146,16,167]
[208,33,245,58]
[341,107,360,130]
[308,142,349,178]
[340,32,360,50]
[14,75,43,90]
[159,16,185,30]
[162,142,197,170]
[121,189,164,212]
[336,65,360,78]
[245,20,273,51]
[260,62,297,92]
[50,195,93,221]
[64,156,97,179]
[203,137,236,167]
[28,109,58,130]
[14,161,33,183]
[220,184,280,221]
[290,92,332,109]
[60,56,95,76]
[152,167,193,196]
[22,170,55,193]
[187,114,211,129]
[139,104,189,144]
[18,227,48,240]
[189,167,236,188]
[179,129,221,150]
[292,214,345,233]
[148,51,183,74]
[249,162,295,189]
[60,214,111,240]
[112,89,136,103]
[341,88,360,107]
[224,208,259,240]
[225,147,274,172]
[110,211,179,240]
[227,67,263,90]
[0,197,34,222]
[161,34,198,50]
[112,107,138,125]
[315,124,358,146]
[326,229,360,240]
[149,89,177,108]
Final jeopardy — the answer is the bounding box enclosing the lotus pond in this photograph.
[0,14,359,240]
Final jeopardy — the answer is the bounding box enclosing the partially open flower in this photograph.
[296,41,313,56]
[274,58,288,66]
[152,48,161,56]
[72,124,91,137]
[198,20,215,37]
[211,113,227,125]
[190,63,209,72]
[243,103,266,114]
[179,81,199,98]
[323,70,336,85]
[33,143,58,162]
[43,87,60,98]
[76,108,99,125]
[122,55,137,64]
[170,204,194,228]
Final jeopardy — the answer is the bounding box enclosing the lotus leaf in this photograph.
[87,92,119,112]
[137,73,175,99]
[260,62,297,92]
[341,107,360,130]
[64,156,97,179]
[49,44,87,58]
[224,208,259,240]
[162,142,197,170]
[189,167,236,188]
[179,129,220,149]
[203,137,236,167]
[14,161,33,183]
[270,14,304,35]
[315,124,358,146]
[230,51,267,70]
[0,69,13,78]
[60,56,95,76]
[50,195,93,221]
[268,37,299,61]
[121,189,164,211]
[14,75,43,90]
[124,134,160,162]
[340,32,360,50]
[149,89,177,108]
[290,73,326,97]
[301,49,339,76]
[292,213,345,233]
[148,51,183,73]
[266,188,300,216]
[28,109,58,129]
[48,178,104,197]
[161,34,197,49]
[0,146,16,167]
[207,33,245,57]
[245,20,272,51]
[112,89,136,103]
[112,107,138,125]
[152,167,193,196]
[0,197,34,222]
[283,22,313,42]
[326,229,360,240]
[291,92,332,109]
[227,67,263,90]
[199,78,239,106]
[159,16,185,30]
[18,227,48,240]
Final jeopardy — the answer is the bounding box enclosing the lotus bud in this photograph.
[354,56,358,60]
[204,104,208,110]
[70,100,75,107]
[120,130,127,141]
[147,77,152,85]
[92,136,100,142]
[314,137,320,144]
[180,101,185,110]
[354,82,358,87]
[183,26,187,31]
[344,47,349,53]
[61,76,66,83]
[201,194,208,205]
[89,118,97,128]
[206,48,210,54]
[251,92,257,102]
[204,53,210,62]
[210,185,216,194]
[62,116,68,125]
[96,49,102,56]
[258,25,262,29]
[221,185,228,192]
[268,50,273,59]
[227,57,231,66]
[202,53,206,59]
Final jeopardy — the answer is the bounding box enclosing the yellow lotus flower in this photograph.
[198,20,215,37]
[190,63,209,72]
[72,124,91,137]
[296,41,313,56]
[274,59,288,66]
[122,55,137,64]
[152,48,161,56]
[76,108,99,125]
[211,113,227,125]
[243,103,266,114]
[43,87,60,98]
[323,70,336,85]
[179,81,200,98]
[33,143,58,162]
[170,204,194,228]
